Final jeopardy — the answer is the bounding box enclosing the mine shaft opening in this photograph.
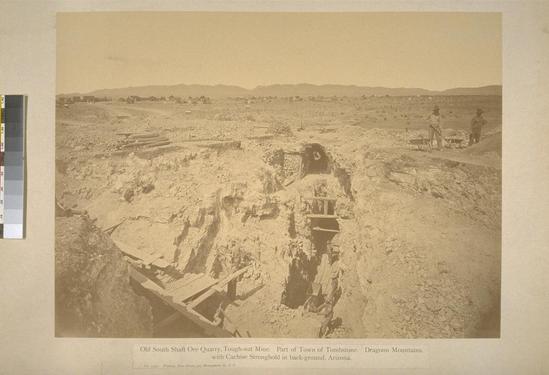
[282,217,340,310]
[302,143,331,176]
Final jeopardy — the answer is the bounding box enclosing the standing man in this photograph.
[428,105,443,151]
[469,108,487,145]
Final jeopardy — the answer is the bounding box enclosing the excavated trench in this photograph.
[126,142,354,336]
[280,145,351,311]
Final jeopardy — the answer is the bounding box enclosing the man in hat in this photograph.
[428,105,443,151]
[469,108,487,145]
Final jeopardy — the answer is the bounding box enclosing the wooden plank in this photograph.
[103,219,126,234]
[167,273,204,292]
[135,145,182,159]
[307,214,338,219]
[172,275,218,302]
[312,227,340,233]
[122,139,170,149]
[142,140,171,149]
[284,177,297,186]
[188,288,219,309]
[129,267,232,337]
[121,140,169,149]
[112,239,148,261]
[179,137,231,143]
[130,133,160,139]
[125,136,167,144]
[188,265,253,309]
[112,239,163,267]
[214,265,253,289]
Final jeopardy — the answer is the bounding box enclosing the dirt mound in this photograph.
[465,130,502,156]
[345,148,501,337]
[55,214,153,337]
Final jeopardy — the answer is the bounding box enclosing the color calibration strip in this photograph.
[0,95,26,239]
[0,96,4,231]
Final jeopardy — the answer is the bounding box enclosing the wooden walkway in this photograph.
[129,265,252,337]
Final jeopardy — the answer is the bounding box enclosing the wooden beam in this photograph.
[122,140,170,149]
[167,273,204,292]
[103,219,126,234]
[307,214,338,219]
[113,239,167,267]
[215,265,253,289]
[113,239,148,261]
[174,276,218,302]
[312,226,340,233]
[179,137,230,143]
[130,133,160,139]
[124,136,168,145]
[188,288,219,309]
[188,265,252,309]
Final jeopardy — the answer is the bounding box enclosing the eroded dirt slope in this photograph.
[55,214,154,337]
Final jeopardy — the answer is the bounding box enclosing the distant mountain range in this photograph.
[60,83,502,98]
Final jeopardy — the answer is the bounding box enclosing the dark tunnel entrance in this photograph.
[301,143,331,176]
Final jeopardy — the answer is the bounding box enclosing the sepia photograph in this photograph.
[55,12,502,339]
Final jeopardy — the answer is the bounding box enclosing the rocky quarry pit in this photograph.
[56,98,501,338]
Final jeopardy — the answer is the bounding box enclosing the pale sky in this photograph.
[57,12,501,94]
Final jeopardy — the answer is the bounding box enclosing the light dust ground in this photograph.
[56,95,501,338]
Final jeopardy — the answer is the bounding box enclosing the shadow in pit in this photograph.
[281,217,340,310]
[130,280,207,338]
